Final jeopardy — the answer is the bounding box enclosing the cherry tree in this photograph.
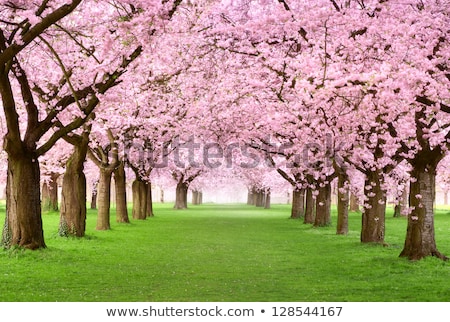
[0,0,182,248]
[0,0,84,249]
[199,0,449,260]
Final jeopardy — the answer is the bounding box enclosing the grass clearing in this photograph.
[0,203,449,302]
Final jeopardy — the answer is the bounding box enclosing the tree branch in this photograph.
[10,57,39,148]
[0,0,83,66]
[416,96,450,114]
[278,0,291,11]
[277,168,296,186]
[36,46,143,155]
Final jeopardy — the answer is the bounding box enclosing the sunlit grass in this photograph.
[0,202,449,302]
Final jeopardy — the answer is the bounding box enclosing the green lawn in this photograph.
[0,203,449,302]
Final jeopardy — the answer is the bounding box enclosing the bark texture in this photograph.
[314,183,332,227]
[2,155,45,249]
[394,187,408,218]
[247,187,256,205]
[400,163,447,260]
[336,172,349,235]
[42,173,59,211]
[192,190,202,205]
[146,182,154,217]
[59,138,88,237]
[96,168,114,230]
[91,189,97,209]
[349,193,360,212]
[132,179,147,220]
[264,189,271,209]
[290,189,305,219]
[304,188,315,224]
[361,170,386,243]
[255,190,265,207]
[114,162,129,223]
[174,181,189,209]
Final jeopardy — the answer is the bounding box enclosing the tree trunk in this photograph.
[400,164,447,260]
[393,204,401,218]
[60,141,88,237]
[290,188,305,219]
[349,193,360,212]
[91,190,97,209]
[42,173,59,211]
[247,188,253,205]
[114,162,129,223]
[336,173,349,235]
[193,190,203,205]
[132,179,147,220]
[42,182,51,211]
[91,181,98,209]
[361,170,386,243]
[96,168,113,230]
[314,182,332,227]
[255,190,265,207]
[192,190,200,205]
[2,155,45,249]
[264,189,271,209]
[146,182,154,217]
[174,181,188,209]
[247,187,256,205]
[304,188,315,224]
[160,189,164,203]
[443,190,448,206]
[394,187,408,218]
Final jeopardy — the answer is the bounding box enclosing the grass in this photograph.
[0,202,449,302]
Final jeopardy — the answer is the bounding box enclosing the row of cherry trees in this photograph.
[0,0,449,261]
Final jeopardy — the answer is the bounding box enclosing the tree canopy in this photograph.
[0,0,449,260]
